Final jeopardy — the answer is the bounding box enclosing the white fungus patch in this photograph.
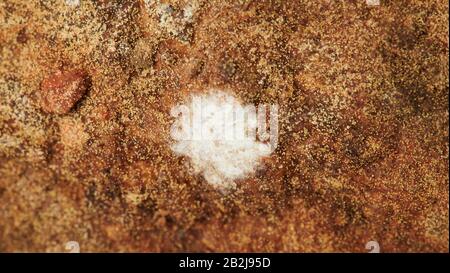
[170,91,273,190]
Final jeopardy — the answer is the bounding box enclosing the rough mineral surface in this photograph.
[39,69,89,114]
[170,91,273,190]
[0,0,448,252]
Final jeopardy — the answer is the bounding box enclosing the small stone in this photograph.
[39,69,90,114]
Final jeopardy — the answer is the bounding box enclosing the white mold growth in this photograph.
[170,90,277,190]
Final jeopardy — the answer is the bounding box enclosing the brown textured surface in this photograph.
[0,0,448,252]
[39,69,90,114]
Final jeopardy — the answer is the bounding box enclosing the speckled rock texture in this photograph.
[0,0,448,252]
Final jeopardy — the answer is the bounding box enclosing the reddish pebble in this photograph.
[39,69,89,114]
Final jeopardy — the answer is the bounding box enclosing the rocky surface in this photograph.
[39,69,90,114]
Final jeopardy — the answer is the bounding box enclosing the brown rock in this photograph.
[39,69,90,114]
